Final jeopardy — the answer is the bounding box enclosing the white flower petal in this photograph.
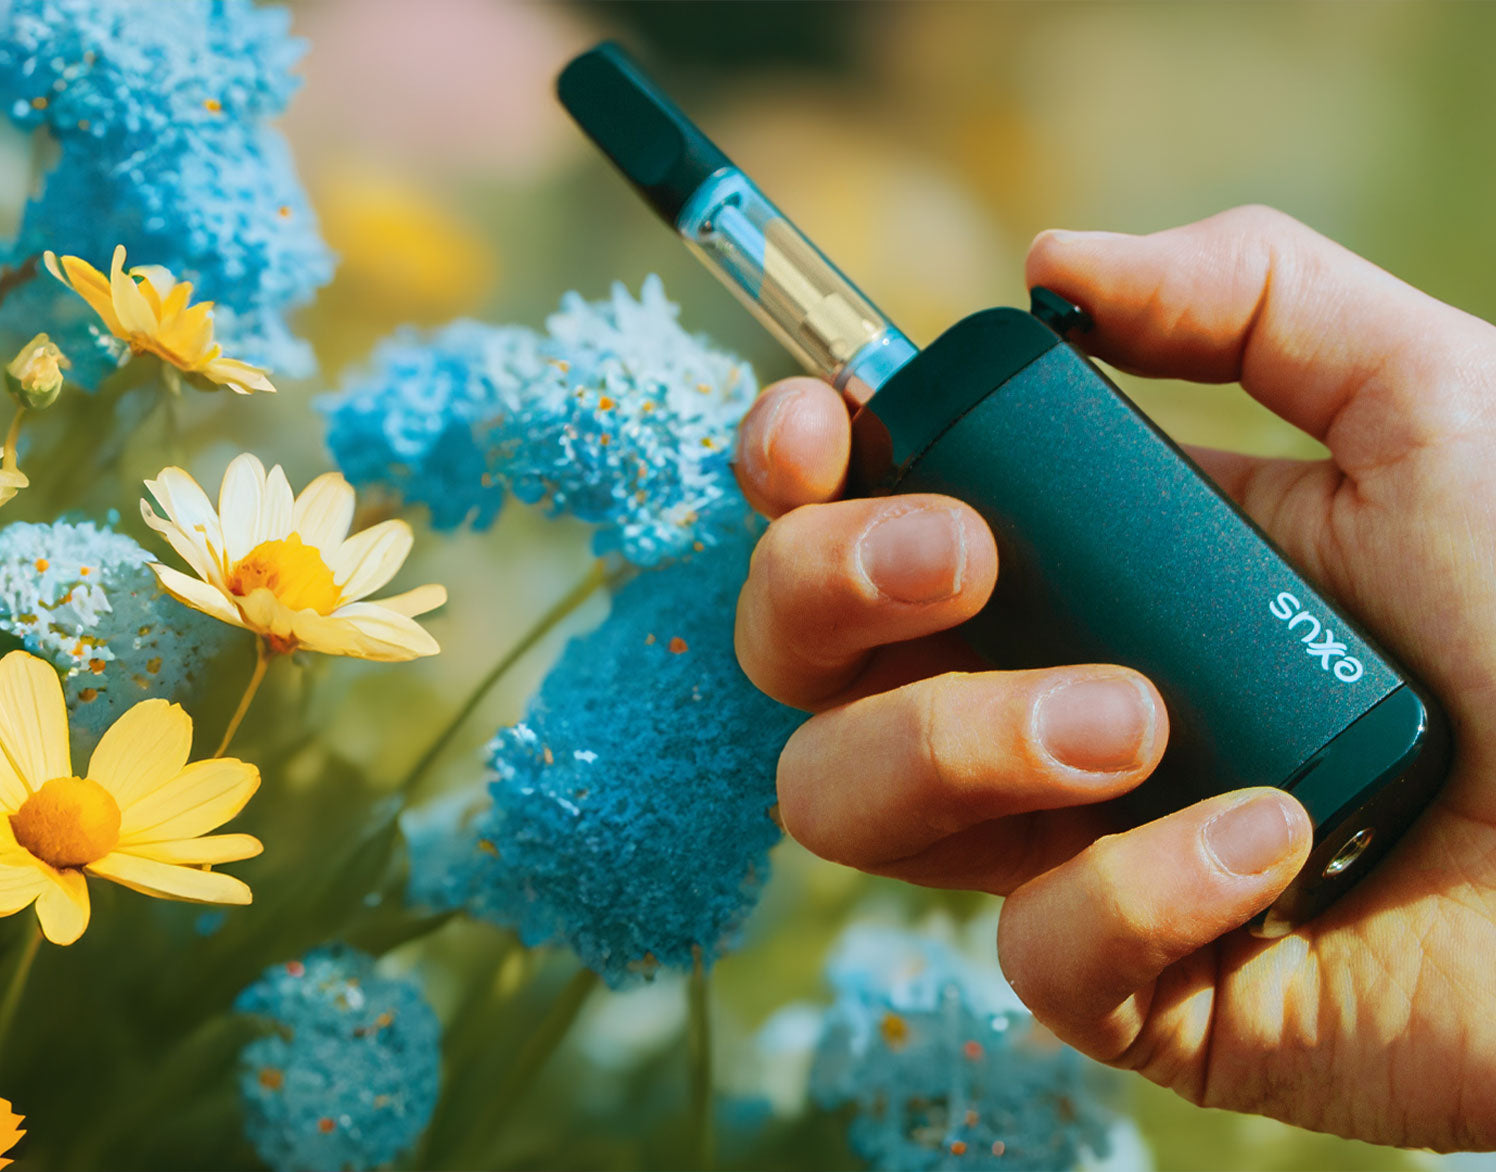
[219,454,267,565]
[329,520,413,603]
[149,564,247,629]
[291,472,356,557]
[373,583,448,618]
[140,499,223,590]
[295,603,440,661]
[258,464,295,547]
[143,466,228,584]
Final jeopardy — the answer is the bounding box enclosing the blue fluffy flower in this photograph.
[442,528,802,986]
[322,321,550,531]
[811,926,1117,1172]
[0,519,232,752]
[319,277,757,565]
[235,945,442,1172]
[0,0,333,383]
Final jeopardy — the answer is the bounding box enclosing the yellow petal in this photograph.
[156,300,215,366]
[148,563,247,629]
[45,251,126,338]
[374,583,448,618]
[291,472,357,557]
[0,651,69,792]
[295,603,440,661]
[235,587,295,640]
[125,832,262,865]
[87,699,193,809]
[34,866,89,944]
[219,454,268,565]
[330,519,414,602]
[117,758,259,843]
[200,357,276,395]
[108,245,159,338]
[155,276,193,324]
[0,857,49,913]
[87,851,251,904]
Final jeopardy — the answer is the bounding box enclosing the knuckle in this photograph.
[907,673,997,834]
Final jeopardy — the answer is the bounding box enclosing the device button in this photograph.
[1029,286,1094,337]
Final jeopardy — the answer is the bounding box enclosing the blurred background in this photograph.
[280,3,1496,1169]
[8,2,1496,1168]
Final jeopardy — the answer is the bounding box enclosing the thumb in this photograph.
[996,787,1312,1072]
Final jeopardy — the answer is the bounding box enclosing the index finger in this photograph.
[733,376,852,518]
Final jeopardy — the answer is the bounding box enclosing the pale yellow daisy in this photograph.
[43,245,276,395]
[142,453,447,661]
[0,650,262,946]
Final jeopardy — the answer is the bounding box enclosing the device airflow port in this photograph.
[1323,827,1376,878]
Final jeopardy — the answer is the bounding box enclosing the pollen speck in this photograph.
[963,1040,984,1061]
[30,96,47,110]
[203,97,223,113]
[34,558,48,572]
[89,658,105,674]
[668,636,688,654]
[317,1117,336,1134]
[258,1067,284,1091]
[78,687,97,702]
[950,1141,968,1157]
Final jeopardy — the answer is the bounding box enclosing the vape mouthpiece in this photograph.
[557,42,731,224]
[557,41,916,397]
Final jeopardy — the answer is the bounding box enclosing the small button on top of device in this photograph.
[1029,286,1094,338]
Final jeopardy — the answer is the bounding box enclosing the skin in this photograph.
[732,205,1496,1151]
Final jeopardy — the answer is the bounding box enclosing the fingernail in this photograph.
[1203,793,1298,877]
[856,507,966,603]
[738,389,801,491]
[1035,675,1155,773]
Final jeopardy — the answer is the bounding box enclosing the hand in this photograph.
[732,205,1496,1150]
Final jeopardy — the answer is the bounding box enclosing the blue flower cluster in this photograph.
[235,945,442,1172]
[411,529,804,986]
[0,519,231,752]
[320,277,758,565]
[0,0,333,385]
[811,926,1116,1172]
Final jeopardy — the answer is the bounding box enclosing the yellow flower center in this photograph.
[227,534,342,615]
[10,776,121,868]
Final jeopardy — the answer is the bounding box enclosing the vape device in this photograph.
[556,42,1451,936]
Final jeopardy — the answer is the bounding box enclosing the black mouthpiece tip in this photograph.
[557,41,732,225]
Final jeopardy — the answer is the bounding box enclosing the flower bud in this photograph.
[5,333,70,408]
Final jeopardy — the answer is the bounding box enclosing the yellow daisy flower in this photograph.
[142,453,446,661]
[0,650,262,946]
[42,245,276,395]
[0,1099,21,1170]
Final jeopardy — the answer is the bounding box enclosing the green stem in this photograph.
[215,638,271,758]
[690,949,716,1172]
[399,559,622,801]
[462,967,600,1169]
[0,927,41,1071]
